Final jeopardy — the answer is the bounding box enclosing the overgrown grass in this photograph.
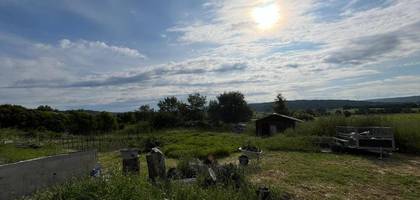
[283,114,420,154]
[153,129,322,158]
[25,152,285,200]
[262,135,321,152]
[385,114,420,154]
[152,114,420,155]
[0,128,24,141]
[153,130,258,159]
[25,172,268,200]
[251,151,420,199]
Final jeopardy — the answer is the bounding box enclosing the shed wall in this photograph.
[256,119,296,136]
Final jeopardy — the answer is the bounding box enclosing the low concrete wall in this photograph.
[0,150,97,200]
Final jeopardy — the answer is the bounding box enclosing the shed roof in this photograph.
[256,113,304,123]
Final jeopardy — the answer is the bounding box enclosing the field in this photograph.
[0,128,319,164]
[1,113,420,199]
[252,152,420,199]
[24,151,420,200]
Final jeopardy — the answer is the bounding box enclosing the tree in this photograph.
[316,108,327,115]
[96,112,118,132]
[67,110,96,135]
[139,105,154,113]
[177,102,189,121]
[156,96,184,126]
[356,107,369,115]
[207,100,220,123]
[117,112,136,124]
[135,105,155,121]
[151,112,180,129]
[305,109,317,117]
[158,96,181,113]
[39,111,68,132]
[212,91,253,123]
[186,93,207,121]
[292,111,314,121]
[36,105,55,112]
[343,110,352,117]
[273,93,289,115]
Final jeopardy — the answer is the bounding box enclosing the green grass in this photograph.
[0,128,68,164]
[0,128,257,163]
[0,128,26,141]
[142,129,321,158]
[385,114,420,154]
[0,128,63,141]
[25,174,266,200]
[156,129,258,159]
[262,135,321,152]
[251,151,420,200]
[0,143,66,164]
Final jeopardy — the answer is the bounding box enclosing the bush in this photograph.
[183,120,212,129]
[343,110,352,117]
[151,112,181,129]
[136,121,153,133]
[292,111,315,121]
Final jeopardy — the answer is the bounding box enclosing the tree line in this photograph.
[5,90,413,135]
[0,104,118,134]
[0,91,261,135]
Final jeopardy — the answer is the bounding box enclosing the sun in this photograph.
[252,3,280,30]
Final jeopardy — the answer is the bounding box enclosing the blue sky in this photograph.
[0,0,419,111]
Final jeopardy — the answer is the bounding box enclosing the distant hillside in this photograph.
[368,95,420,103]
[249,95,420,112]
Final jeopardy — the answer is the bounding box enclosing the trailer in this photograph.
[238,147,263,166]
[334,126,396,158]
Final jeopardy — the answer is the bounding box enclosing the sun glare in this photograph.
[252,3,280,30]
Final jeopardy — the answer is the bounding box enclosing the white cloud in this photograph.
[1,0,420,111]
[0,38,147,85]
[161,0,420,103]
[59,39,146,58]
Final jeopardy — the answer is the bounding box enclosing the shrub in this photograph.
[151,112,181,129]
[292,111,315,121]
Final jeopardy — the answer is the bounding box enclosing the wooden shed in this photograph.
[255,113,303,136]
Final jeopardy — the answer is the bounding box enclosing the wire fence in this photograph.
[1,134,147,152]
[56,135,146,152]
